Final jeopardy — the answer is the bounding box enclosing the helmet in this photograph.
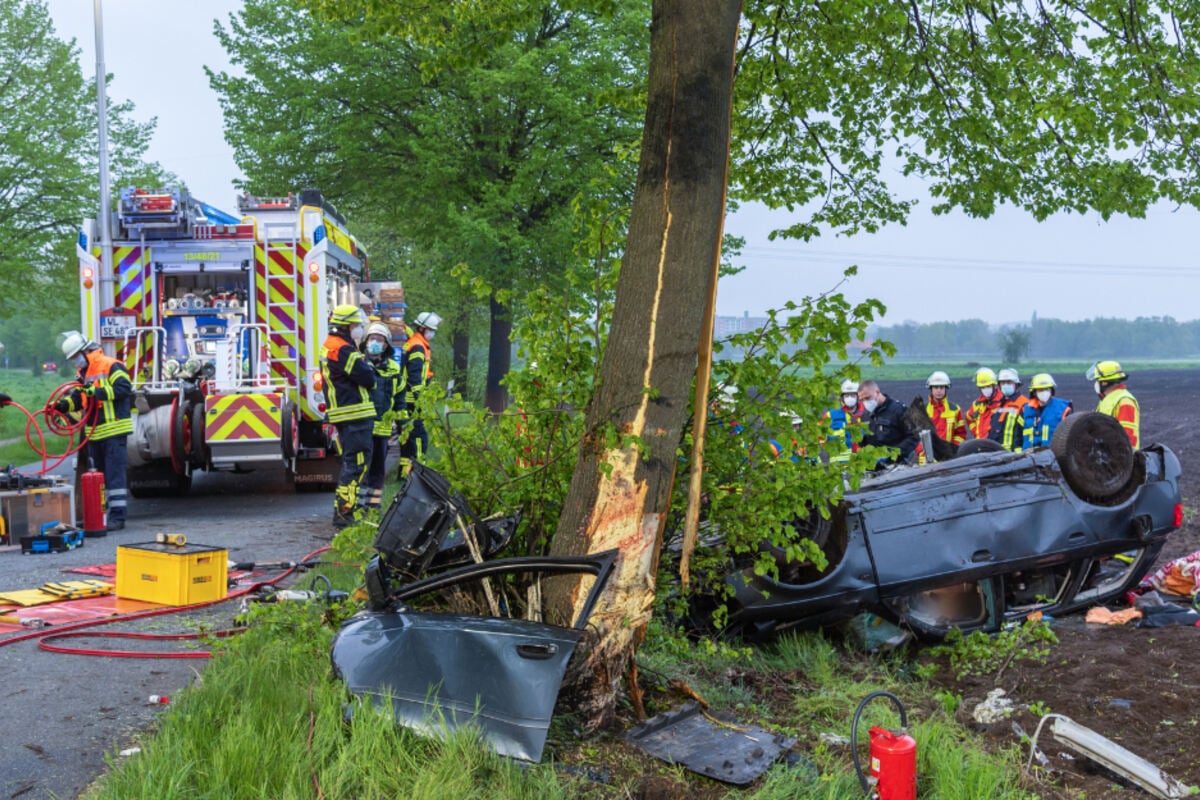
[330,304,367,327]
[840,379,860,394]
[997,368,1020,384]
[974,367,997,388]
[1029,373,1056,390]
[60,331,95,360]
[365,321,391,341]
[1086,360,1126,383]
[414,311,441,332]
[926,370,951,388]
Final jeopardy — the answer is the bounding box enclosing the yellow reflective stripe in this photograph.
[328,402,374,423]
[92,418,134,438]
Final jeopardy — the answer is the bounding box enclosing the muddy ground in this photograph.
[880,368,1200,799]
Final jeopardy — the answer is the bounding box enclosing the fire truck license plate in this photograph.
[100,314,136,339]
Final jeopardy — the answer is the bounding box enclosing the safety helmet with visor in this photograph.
[926,370,951,389]
[1086,360,1126,384]
[974,367,997,388]
[414,311,442,332]
[840,379,860,409]
[60,331,96,367]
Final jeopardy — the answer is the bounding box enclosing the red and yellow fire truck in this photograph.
[76,187,391,496]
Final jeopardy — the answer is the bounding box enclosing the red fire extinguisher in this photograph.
[81,467,107,538]
[852,691,917,800]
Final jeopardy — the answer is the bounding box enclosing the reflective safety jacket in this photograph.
[1097,385,1140,449]
[67,352,133,440]
[966,391,1002,440]
[1022,395,1072,449]
[403,330,433,408]
[823,404,863,462]
[926,396,967,445]
[987,395,1029,452]
[321,334,375,424]
[365,346,406,437]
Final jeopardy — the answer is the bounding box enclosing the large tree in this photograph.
[211,0,646,408]
[308,0,1200,725]
[0,0,163,317]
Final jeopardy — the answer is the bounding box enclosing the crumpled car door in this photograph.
[332,551,616,762]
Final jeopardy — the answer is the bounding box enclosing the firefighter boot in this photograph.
[333,485,364,529]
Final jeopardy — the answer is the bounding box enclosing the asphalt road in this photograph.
[0,464,338,800]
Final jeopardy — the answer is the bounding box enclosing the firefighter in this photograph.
[398,310,440,476]
[925,370,967,446]
[321,304,375,528]
[1088,360,1139,448]
[360,321,405,511]
[822,379,862,462]
[858,380,917,465]
[55,331,132,532]
[986,368,1029,451]
[1022,373,1072,449]
[965,367,1002,440]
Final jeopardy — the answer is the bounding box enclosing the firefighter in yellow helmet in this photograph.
[321,304,374,528]
[1088,360,1139,448]
[965,367,1002,439]
[1022,373,1072,449]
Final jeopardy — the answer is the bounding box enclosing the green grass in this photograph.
[84,594,1051,799]
[0,370,78,468]
[796,359,1200,382]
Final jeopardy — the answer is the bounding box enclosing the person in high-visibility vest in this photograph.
[965,367,1002,440]
[986,367,1029,451]
[360,322,405,511]
[1088,360,1140,448]
[56,331,133,532]
[398,311,441,476]
[321,304,374,528]
[1022,373,1072,449]
[917,370,967,464]
[822,379,863,463]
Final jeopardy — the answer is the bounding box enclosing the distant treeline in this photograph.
[870,316,1200,360]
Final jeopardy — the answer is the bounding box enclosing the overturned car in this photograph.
[717,412,1182,640]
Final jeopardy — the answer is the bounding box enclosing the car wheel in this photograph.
[1050,412,1135,503]
[956,438,1006,456]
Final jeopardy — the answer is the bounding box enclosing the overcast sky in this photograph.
[46,0,1200,327]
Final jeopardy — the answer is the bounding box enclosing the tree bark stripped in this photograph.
[547,0,743,728]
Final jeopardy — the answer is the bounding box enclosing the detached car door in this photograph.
[332,552,615,762]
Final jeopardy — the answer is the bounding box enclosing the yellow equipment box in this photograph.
[116,542,228,606]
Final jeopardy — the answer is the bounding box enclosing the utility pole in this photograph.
[93,0,114,289]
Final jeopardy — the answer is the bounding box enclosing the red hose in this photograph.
[5,383,97,475]
[0,546,332,658]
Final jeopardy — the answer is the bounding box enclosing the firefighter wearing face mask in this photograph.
[398,310,441,476]
[965,367,1002,439]
[1022,373,1072,449]
[55,331,132,532]
[360,322,406,511]
[986,368,1029,451]
[1088,360,1139,448]
[822,379,863,462]
[321,304,374,528]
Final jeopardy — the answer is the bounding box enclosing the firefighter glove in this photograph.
[54,399,70,413]
[81,384,95,397]
[0,392,10,406]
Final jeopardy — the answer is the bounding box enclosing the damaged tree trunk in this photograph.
[547,0,742,728]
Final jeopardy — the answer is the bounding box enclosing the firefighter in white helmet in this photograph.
[985,368,1029,451]
[1087,360,1139,448]
[398,311,441,476]
[321,304,374,528]
[55,331,132,532]
[821,378,863,462]
[965,367,1001,439]
[1022,373,1072,449]
[360,321,405,511]
[925,371,966,447]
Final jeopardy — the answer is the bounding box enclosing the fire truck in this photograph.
[76,186,397,496]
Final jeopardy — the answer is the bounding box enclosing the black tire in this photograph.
[1050,412,1135,503]
[281,398,299,460]
[189,402,209,469]
[956,438,1006,456]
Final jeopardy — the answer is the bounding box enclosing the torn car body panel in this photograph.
[726,443,1181,639]
[332,551,616,762]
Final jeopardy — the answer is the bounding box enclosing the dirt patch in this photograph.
[882,368,1200,798]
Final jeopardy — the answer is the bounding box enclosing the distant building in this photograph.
[715,311,769,339]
